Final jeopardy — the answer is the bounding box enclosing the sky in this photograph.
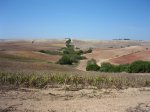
[0,0,150,40]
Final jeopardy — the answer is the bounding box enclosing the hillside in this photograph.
[0,39,150,112]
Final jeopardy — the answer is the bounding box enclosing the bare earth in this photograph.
[77,46,150,71]
[0,87,150,112]
[1,39,150,112]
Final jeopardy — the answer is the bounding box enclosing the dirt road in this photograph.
[0,87,150,112]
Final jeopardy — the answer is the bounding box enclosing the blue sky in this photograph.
[0,0,150,40]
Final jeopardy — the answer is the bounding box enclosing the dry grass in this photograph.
[0,71,150,89]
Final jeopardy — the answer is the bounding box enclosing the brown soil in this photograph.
[77,46,147,70]
[0,87,150,112]
[110,50,150,65]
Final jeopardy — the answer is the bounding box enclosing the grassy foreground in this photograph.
[0,72,150,89]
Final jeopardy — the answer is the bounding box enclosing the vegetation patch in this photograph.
[86,59,150,73]
[39,50,62,55]
[86,59,100,71]
[128,61,150,73]
[100,63,129,73]
[57,38,86,65]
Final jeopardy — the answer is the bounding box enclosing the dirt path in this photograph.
[76,46,148,71]
[76,60,88,71]
[0,87,150,112]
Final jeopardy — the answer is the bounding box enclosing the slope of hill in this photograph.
[77,46,150,71]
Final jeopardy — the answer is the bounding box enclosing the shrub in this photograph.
[86,59,100,71]
[39,50,62,55]
[57,55,73,65]
[86,64,100,71]
[95,61,150,73]
[116,64,129,72]
[76,50,84,55]
[128,61,150,73]
[63,47,75,54]
[100,62,134,73]
[100,63,115,72]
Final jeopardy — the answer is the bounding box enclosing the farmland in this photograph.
[0,39,150,112]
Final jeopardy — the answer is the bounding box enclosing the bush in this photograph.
[94,61,150,73]
[100,63,129,73]
[86,64,100,71]
[116,64,129,72]
[100,63,115,72]
[63,47,75,54]
[39,50,62,55]
[57,55,73,65]
[76,50,84,55]
[86,59,100,71]
[128,61,150,73]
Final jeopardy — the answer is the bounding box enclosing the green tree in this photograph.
[57,38,86,65]
[65,38,71,48]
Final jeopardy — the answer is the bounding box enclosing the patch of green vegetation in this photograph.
[86,60,150,73]
[86,59,100,71]
[100,63,129,73]
[128,61,150,73]
[57,55,73,65]
[57,38,86,65]
[39,50,62,55]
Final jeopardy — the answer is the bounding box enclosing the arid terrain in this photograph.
[74,40,150,71]
[0,87,150,112]
[0,39,150,112]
